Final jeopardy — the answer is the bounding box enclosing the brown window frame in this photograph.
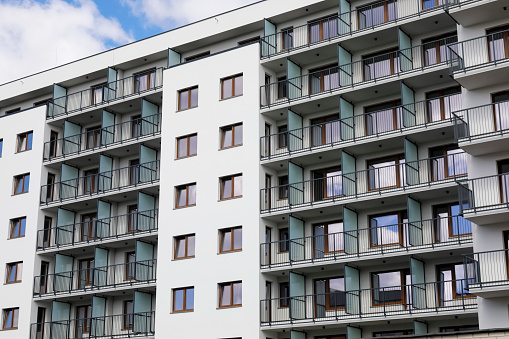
[85,125,101,150]
[309,63,338,94]
[308,14,338,43]
[277,125,288,149]
[312,220,344,254]
[277,76,287,99]
[9,217,26,239]
[220,123,243,149]
[313,277,346,311]
[133,68,157,93]
[174,234,196,259]
[364,100,402,135]
[487,25,509,62]
[175,183,197,208]
[219,226,242,253]
[177,86,198,111]
[80,212,97,241]
[429,144,466,180]
[238,36,260,45]
[2,308,19,330]
[75,305,92,336]
[34,98,51,106]
[436,263,475,301]
[16,131,33,153]
[6,262,22,284]
[176,134,198,159]
[368,211,407,247]
[173,287,194,313]
[90,83,107,105]
[218,281,242,308]
[281,27,294,50]
[362,47,399,81]
[422,32,457,66]
[127,205,138,232]
[221,73,243,100]
[367,154,405,191]
[123,300,134,330]
[357,0,397,29]
[310,113,341,146]
[83,168,99,195]
[433,202,470,240]
[312,166,343,199]
[425,86,462,122]
[371,269,410,307]
[13,173,30,195]
[78,258,94,287]
[219,174,243,200]
[278,175,289,199]
[279,282,289,307]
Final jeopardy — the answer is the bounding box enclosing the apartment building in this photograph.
[0,0,509,338]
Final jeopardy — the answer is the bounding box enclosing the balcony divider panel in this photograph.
[50,84,67,119]
[289,272,306,320]
[168,49,181,67]
[94,248,109,287]
[63,121,81,156]
[51,301,70,339]
[60,164,79,200]
[414,319,428,334]
[291,331,306,339]
[347,325,362,339]
[133,291,152,333]
[339,45,353,87]
[343,206,359,255]
[106,67,117,101]
[398,28,413,72]
[340,97,354,140]
[407,196,423,246]
[289,162,304,207]
[289,215,305,262]
[140,144,157,183]
[342,151,357,196]
[401,82,416,127]
[99,155,113,191]
[287,59,302,100]
[91,296,106,337]
[135,240,154,281]
[404,138,419,185]
[288,109,303,152]
[56,208,76,246]
[262,19,277,57]
[345,265,361,315]
[141,99,159,135]
[97,200,111,239]
[54,254,73,293]
[410,257,426,308]
[339,0,351,35]
[101,110,116,146]
[138,192,156,231]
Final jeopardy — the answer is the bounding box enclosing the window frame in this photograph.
[177,86,198,111]
[219,226,242,253]
[309,64,339,94]
[220,123,243,149]
[133,68,157,93]
[368,211,407,247]
[176,134,198,159]
[5,108,21,115]
[367,154,405,190]
[362,47,399,81]
[279,228,289,252]
[221,73,243,100]
[16,131,33,153]
[310,113,341,146]
[172,287,194,313]
[2,308,19,330]
[6,262,22,284]
[314,276,346,310]
[174,234,196,259]
[0,139,3,157]
[436,262,474,300]
[429,144,466,180]
[90,83,107,105]
[9,217,26,239]
[281,27,294,50]
[312,220,345,254]
[486,25,509,62]
[175,183,197,209]
[125,252,136,281]
[278,175,289,200]
[218,281,242,308]
[364,100,402,135]
[308,14,338,43]
[357,0,397,29]
[312,166,343,200]
[184,51,210,62]
[433,202,471,240]
[422,32,458,66]
[219,174,243,200]
[371,269,410,307]
[279,282,289,308]
[425,86,462,122]
[491,90,509,132]
[123,300,134,330]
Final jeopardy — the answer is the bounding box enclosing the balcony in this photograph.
[40,161,160,206]
[261,216,471,269]
[43,114,161,162]
[31,311,154,339]
[260,280,476,327]
[260,0,450,59]
[448,29,509,89]
[261,93,460,160]
[453,100,509,155]
[33,259,156,298]
[47,68,163,119]
[261,153,467,214]
[36,209,158,251]
[458,174,509,224]
[464,249,509,297]
[261,36,454,109]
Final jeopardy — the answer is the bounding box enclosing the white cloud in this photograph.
[121,0,261,29]
[0,0,133,84]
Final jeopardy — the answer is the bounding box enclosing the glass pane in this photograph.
[489,34,506,61]
[328,222,344,252]
[370,160,397,189]
[234,125,243,145]
[189,135,197,155]
[329,277,345,308]
[190,88,198,107]
[178,138,188,158]
[187,235,195,256]
[222,129,233,148]
[174,289,184,311]
[19,135,27,151]
[223,78,233,99]
[233,228,242,250]
[234,176,242,197]
[8,265,16,282]
[447,149,467,176]
[20,218,26,236]
[12,309,18,328]
[177,188,187,207]
[378,271,402,303]
[233,283,242,305]
[176,238,186,258]
[179,91,189,110]
[186,288,194,310]
[188,185,196,205]
[220,285,232,306]
[222,179,232,199]
[222,230,232,251]
[326,170,342,197]
[309,22,320,43]
[494,101,509,131]
[23,175,30,192]
[235,75,243,96]
[454,265,469,295]
[372,214,400,245]
[5,310,13,328]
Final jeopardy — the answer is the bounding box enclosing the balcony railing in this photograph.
[464,249,509,290]
[261,36,455,108]
[43,114,161,161]
[458,173,509,215]
[453,100,509,142]
[261,93,460,159]
[47,68,164,119]
[448,29,509,74]
[40,161,160,205]
[260,0,452,59]
[261,279,476,326]
[261,216,471,268]
[30,311,155,339]
[36,209,158,251]
[33,259,156,297]
[261,153,467,213]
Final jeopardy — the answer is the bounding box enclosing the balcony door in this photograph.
[422,33,457,66]
[35,307,46,339]
[363,48,399,81]
[498,159,509,204]
[437,263,471,306]
[308,15,338,43]
[313,221,344,258]
[134,69,156,93]
[433,203,471,242]
[75,305,92,338]
[358,0,397,29]
[81,213,97,241]
[83,168,99,195]
[39,261,49,295]
[314,277,346,317]
[365,100,402,135]
[126,252,136,280]
[313,166,343,201]
[309,64,339,95]
[372,270,410,307]
[46,173,56,203]
[131,115,142,138]
[128,205,138,233]
[492,91,509,131]
[86,126,101,150]
[487,25,509,62]
[369,211,408,247]
[368,154,405,190]
[311,114,340,147]
[504,231,509,280]
[425,86,461,122]
[429,145,467,181]
[78,258,94,289]
[49,130,59,158]
[129,159,140,185]
[264,174,272,211]
[91,84,106,105]
[42,217,52,248]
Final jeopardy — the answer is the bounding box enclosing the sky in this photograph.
[0,0,260,84]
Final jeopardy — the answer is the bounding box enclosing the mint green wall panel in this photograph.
[135,241,154,280]
[53,84,67,99]
[291,331,306,339]
[51,301,70,338]
[94,248,109,287]
[401,82,416,127]
[398,29,413,72]
[411,257,426,309]
[168,49,181,67]
[61,164,78,182]
[341,151,356,196]
[287,59,302,100]
[60,163,79,199]
[140,145,157,183]
[345,265,360,315]
[91,296,107,336]
[101,110,115,145]
[347,326,362,339]
[343,206,358,254]
[54,254,73,292]
[408,196,423,246]
[289,216,304,262]
[262,19,276,57]
[404,138,419,185]
[288,162,304,206]
[63,121,81,155]
[141,99,159,135]
[138,192,156,231]
[50,84,67,118]
[134,291,152,333]
[98,155,113,191]
[105,67,117,101]
[97,200,111,238]
[339,45,352,86]
[340,97,354,140]
[339,0,351,35]
[289,272,305,319]
[288,109,303,152]
[56,208,75,246]
[414,320,428,334]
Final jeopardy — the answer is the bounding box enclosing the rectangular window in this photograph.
[373,330,413,337]
[178,86,198,111]
[220,123,243,149]
[310,114,341,146]
[176,134,197,159]
[372,270,410,305]
[5,108,20,115]
[282,28,294,50]
[487,25,509,62]
[312,166,343,201]
[308,15,338,43]
[437,263,472,302]
[134,69,156,92]
[314,277,346,309]
[125,252,136,280]
[76,305,91,334]
[309,64,339,95]
[219,281,242,308]
[429,145,467,180]
[367,154,405,190]
[278,175,289,199]
[123,301,134,329]
[131,115,142,138]
[433,203,471,241]
[422,33,458,66]
[363,48,399,81]
[221,74,243,99]
[6,262,22,283]
[277,76,287,99]
[277,125,288,148]
[78,258,94,288]
[499,159,509,204]
[90,83,106,104]
[86,126,101,150]
[13,173,30,195]
[492,91,509,131]
[426,86,462,122]
[0,139,3,157]
[369,211,407,247]
[174,234,195,259]
[357,0,397,29]
[314,221,344,253]
[364,100,402,135]
[2,308,19,330]
[220,174,242,200]
[185,51,210,62]
[175,183,196,208]
[34,98,51,106]
[10,217,26,239]
[279,228,289,252]
[173,287,194,312]
[16,131,33,152]
[279,282,289,307]
[220,227,242,253]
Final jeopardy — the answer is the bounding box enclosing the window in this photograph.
[2,308,19,330]
[127,205,138,232]
[219,281,242,308]
[368,155,405,190]
[6,262,22,283]
[125,252,136,280]
[75,305,91,335]
[314,277,346,310]
[90,83,106,104]
[312,167,343,201]
[281,28,294,50]
[220,174,242,200]
[279,282,289,307]
[134,69,156,92]
[173,287,194,312]
[80,213,96,241]
[176,134,197,159]
[78,258,94,288]
[277,125,288,148]
[279,228,289,252]
[278,175,289,199]
[314,221,344,254]
[16,131,33,152]
[221,74,243,99]
[86,126,101,149]
[220,123,243,149]
[437,263,472,303]
[178,86,198,111]
[83,169,99,194]
[10,217,26,239]
[220,227,242,253]
[238,36,260,45]
[48,131,58,159]
[277,76,287,99]
[373,330,413,337]
[309,64,339,95]
[0,139,3,157]
[440,325,479,332]
[422,33,457,66]
[365,100,402,135]
[123,301,134,329]
[174,234,195,259]
[13,173,30,195]
[363,48,399,81]
[310,114,340,146]
[429,145,467,180]
[492,91,509,131]
[175,183,196,208]
[308,15,338,43]
[372,270,410,305]
[42,217,52,248]
[357,0,397,29]
[487,25,509,62]
[433,203,471,241]
[129,159,140,185]
[185,51,210,62]
[499,159,509,204]
[369,211,408,247]
[426,86,461,122]
[131,115,142,138]
[5,107,20,115]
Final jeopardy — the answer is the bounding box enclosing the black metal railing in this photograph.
[36,209,158,251]
[40,161,160,205]
[30,311,155,339]
[261,93,460,159]
[261,216,471,268]
[261,36,456,108]
[463,249,509,290]
[47,68,163,119]
[448,28,509,74]
[453,100,509,142]
[43,114,161,161]
[260,0,453,59]
[261,153,467,213]
[33,259,156,297]
[457,174,509,215]
[260,279,476,326]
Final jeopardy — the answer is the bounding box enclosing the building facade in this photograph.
[1,0,509,338]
